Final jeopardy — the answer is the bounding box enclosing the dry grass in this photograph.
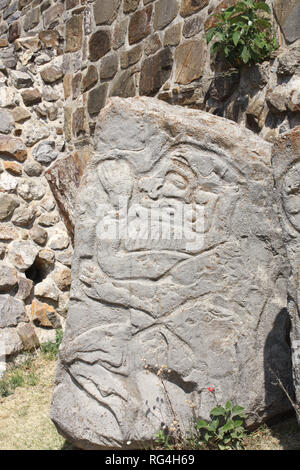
[0,353,299,450]
[0,353,70,450]
[244,417,300,450]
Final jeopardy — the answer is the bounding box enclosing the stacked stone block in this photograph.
[0,0,71,360]
[63,0,300,152]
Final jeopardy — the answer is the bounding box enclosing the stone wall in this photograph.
[0,0,299,361]
[0,0,71,358]
[63,0,300,153]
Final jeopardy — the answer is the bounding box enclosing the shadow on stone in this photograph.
[263,307,295,449]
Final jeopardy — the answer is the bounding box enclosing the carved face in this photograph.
[142,147,198,203]
[282,163,300,232]
[161,157,197,203]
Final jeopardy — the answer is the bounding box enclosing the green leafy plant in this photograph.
[196,401,246,450]
[41,328,63,360]
[26,371,39,387]
[154,429,173,450]
[0,378,12,398]
[0,370,24,398]
[9,371,24,389]
[0,355,39,398]
[206,0,277,67]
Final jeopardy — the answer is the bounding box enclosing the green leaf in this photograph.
[232,31,241,46]
[224,9,236,21]
[206,27,216,43]
[196,419,209,430]
[241,45,251,63]
[215,32,225,41]
[210,406,226,417]
[225,400,231,411]
[208,418,219,432]
[229,14,248,25]
[255,17,272,29]
[255,2,271,13]
[210,41,221,55]
[236,1,247,10]
[231,405,245,416]
[225,6,236,13]
[218,443,226,450]
[224,46,230,56]
[219,420,235,433]
[233,419,243,427]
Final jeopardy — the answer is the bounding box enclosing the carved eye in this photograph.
[166,172,187,190]
[285,182,300,195]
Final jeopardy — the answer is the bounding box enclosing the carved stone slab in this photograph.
[51,97,292,449]
[272,126,300,413]
[274,0,300,44]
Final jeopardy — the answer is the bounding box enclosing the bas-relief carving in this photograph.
[52,99,291,449]
[64,142,243,437]
[272,133,300,408]
[280,162,300,234]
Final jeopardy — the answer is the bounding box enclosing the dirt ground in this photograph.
[0,355,69,450]
[0,353,299,450]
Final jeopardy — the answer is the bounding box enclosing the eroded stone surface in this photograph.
[0,264,17,292]
[180,0,209,17]
[128,5,152,44]
[45,151,89,241]
[0,294,25,328]
[7,239,38,271]
[65,14,83,53]
[94,0,121,25]
[140,48,173,96]
[175,39,206,84]
[89,29,111,62]
[154,0,180,31]
[274,0,300,43]
[272,126,300,413]
[0,135,27,161]
[0,327,23,356]
[51,97,292,450]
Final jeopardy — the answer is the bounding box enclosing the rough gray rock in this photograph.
[0,294,26,328]
[17,178,46,201]
[32,141,58,165]
[7,239,38,271]
[10,70,33,89]
[48,229,70,251]
[0,264,17,292]
[272,126,300,417]
[11,204,36,227]
[23,119,50,147]
[23,161,43,177]
[0,194,19,220]
[0,328,23,357]
[45,152,89,241]
[277,43,300,76]
[51,97,292,450]
[0,109,15,134]
[17,323,39,351]
[274,0,300,43]
[29,224,48,246]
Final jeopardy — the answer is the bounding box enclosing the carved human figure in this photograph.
[51,98,290,449]
[80,144,236,319]
[281,162,300,233]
